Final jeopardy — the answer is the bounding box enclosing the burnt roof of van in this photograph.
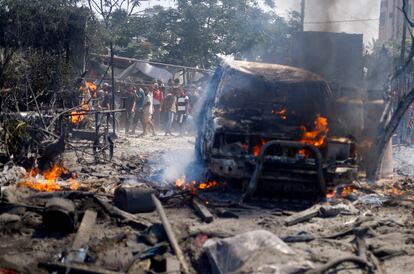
[225,60,324,83]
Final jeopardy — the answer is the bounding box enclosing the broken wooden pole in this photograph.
[72,209,97,250]
[66,209,97,263]
[192,197,214,223]
[94,196,152,229]
[284,205,321,226]
[151,194,191,274]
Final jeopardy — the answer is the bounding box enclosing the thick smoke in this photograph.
[160,148,196,183]
[159,77,214,185]
[304,0,381,44]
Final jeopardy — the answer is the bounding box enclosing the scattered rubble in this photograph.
[1,135,414,273]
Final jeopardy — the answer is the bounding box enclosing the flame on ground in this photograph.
[199,180,219,189]
[326,189,336,199]
[326,185,354,199]
[175,176,186,188]
[18,164,79,192]
[339,185,354,197]
[391,185,404,196]
[175,176,220,193]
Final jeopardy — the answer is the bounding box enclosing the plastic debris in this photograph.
[203,230,313,274]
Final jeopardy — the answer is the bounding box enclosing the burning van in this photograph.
[195,61,357,200]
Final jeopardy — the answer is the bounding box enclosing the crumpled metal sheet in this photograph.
[203,229,313,274]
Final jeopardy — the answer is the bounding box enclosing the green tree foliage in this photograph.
[88,0,300,68]
[0,0,91,110]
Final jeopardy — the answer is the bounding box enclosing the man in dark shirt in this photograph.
[124,85,136,134]
[176,88,189,136]
[163,88,177,136]
[130,85,145,135]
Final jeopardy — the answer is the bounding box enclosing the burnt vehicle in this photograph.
[195,61,357,200]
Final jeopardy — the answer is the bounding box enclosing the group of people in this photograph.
[120,79,201,137]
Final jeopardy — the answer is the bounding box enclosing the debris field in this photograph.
[1,135,414,274]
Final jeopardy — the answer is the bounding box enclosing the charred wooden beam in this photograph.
[151,195,191,274]
[192,197,214,223]
[66,209,97,263]
[284,205,321,226]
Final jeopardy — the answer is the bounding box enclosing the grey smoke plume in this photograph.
[161,148,196,183]
[160,81,213,185]
[302,0,381,43]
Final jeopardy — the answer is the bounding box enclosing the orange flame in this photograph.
[71,80,95,124]
[325,185,354,199]
[71,81,92,124]
[298,115,329,156]
[273,108,287,120]
[69,178,80,190]
[300,115,329,147]
[391,185,404,196]
[70,103,89,124]
[326,189,336,199]
[175,176,186,188]
[175,176,220,193]
[340,185,354,198]
[79,81,97,93]
[18,164,79,192]
[253,139,267,157]
[199,180,219,189]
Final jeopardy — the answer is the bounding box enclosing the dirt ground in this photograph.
[1,132,414,273]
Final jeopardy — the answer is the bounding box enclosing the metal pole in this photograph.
[400,0,409,65]
[83,18,88,74]
[300,0,305,32]
[399,0,409,143]
[110,41,116,136]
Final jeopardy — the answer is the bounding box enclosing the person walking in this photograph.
[141,87,156,136]
[163,88,177,136]
[152,82,163,129]
[124,85,137,134]
[176,88,189,136]
[130,84,145,135]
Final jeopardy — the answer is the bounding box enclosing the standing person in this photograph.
[130,84,145,135]
[124,85,136,134]
[167,79,174,91]
[152,82,163,129]
[163,88,177,136]
[176,88,189,136]
[101,87,112,110]
[159,85,167,129]
[141,87,156,136]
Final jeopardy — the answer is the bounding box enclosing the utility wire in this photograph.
[305,18,379,24]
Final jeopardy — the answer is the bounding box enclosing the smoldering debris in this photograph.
[159,149,196,184]
[0,134,414,273]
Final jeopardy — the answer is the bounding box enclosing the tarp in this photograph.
[118,61,173,82]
